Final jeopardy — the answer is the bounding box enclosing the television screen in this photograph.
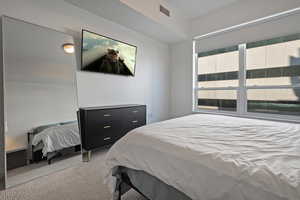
[81,30,137,76]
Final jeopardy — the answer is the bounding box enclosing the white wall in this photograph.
[170,0,300,117]
[170,40,193,117]
[0,0,171,150]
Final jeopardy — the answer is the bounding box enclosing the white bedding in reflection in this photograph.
[105,114,300,200]
[32,123,80,156]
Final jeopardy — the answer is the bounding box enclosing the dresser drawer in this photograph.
[124,106,146,120]
[127,119,145,129]
[85,121,117,149]
[87,109,121,124]
[120,110,146,139]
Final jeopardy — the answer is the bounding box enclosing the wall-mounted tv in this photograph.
[81,30,137,76]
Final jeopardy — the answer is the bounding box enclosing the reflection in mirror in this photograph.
[2,17,79,188]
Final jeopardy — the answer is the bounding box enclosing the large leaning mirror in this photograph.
[1,16,79,188]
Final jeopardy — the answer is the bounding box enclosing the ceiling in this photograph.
[167,0,241,19]
[64,0,242,43]
[65,0,189,43]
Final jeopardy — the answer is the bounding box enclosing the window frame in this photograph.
[193,37,300,123]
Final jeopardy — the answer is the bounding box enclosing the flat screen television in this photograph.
[81,30,137,76]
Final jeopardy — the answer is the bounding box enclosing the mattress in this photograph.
[32,122,80,156]
[105,114,300,200]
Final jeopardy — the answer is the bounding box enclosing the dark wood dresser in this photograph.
[78,105,146,161]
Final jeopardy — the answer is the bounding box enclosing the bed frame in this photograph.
[115,172,150,200]
[113,167,192,200]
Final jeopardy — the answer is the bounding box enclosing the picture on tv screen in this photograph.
[81,30,137,76]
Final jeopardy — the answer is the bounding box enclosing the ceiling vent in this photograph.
[160,5,170,17]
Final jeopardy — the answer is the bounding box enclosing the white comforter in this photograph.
[105,114,300,200]
[32,123,80,156]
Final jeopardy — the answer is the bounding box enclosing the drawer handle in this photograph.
[104,125,111,129]
[132,110,139,113]
[104,114,111,117]
[104,137,111,141]
[132,120,138,123]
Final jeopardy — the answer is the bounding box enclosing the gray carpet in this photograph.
[0,150,146,200]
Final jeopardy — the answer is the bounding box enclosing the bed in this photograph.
[105,114,300,200]
[27,121,81,164]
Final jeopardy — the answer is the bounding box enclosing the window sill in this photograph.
[192,109,300,124]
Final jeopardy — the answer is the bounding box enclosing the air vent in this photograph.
[160,5,170,17]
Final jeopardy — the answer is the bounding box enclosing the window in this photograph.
[197,90,237,111]
[247,88,300,116]
[194,34,300,121]
[197,46,239,112]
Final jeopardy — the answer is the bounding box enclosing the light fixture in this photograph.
[62,43,75,54]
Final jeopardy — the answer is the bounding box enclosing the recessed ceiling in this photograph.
[64,0,242,43]
[167,0,240,19]
[64,0,189,43]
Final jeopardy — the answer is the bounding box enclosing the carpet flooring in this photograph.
[7,151,82,188]
[0,149,145,200]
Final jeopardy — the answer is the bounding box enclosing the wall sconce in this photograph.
[62,43,75,54]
